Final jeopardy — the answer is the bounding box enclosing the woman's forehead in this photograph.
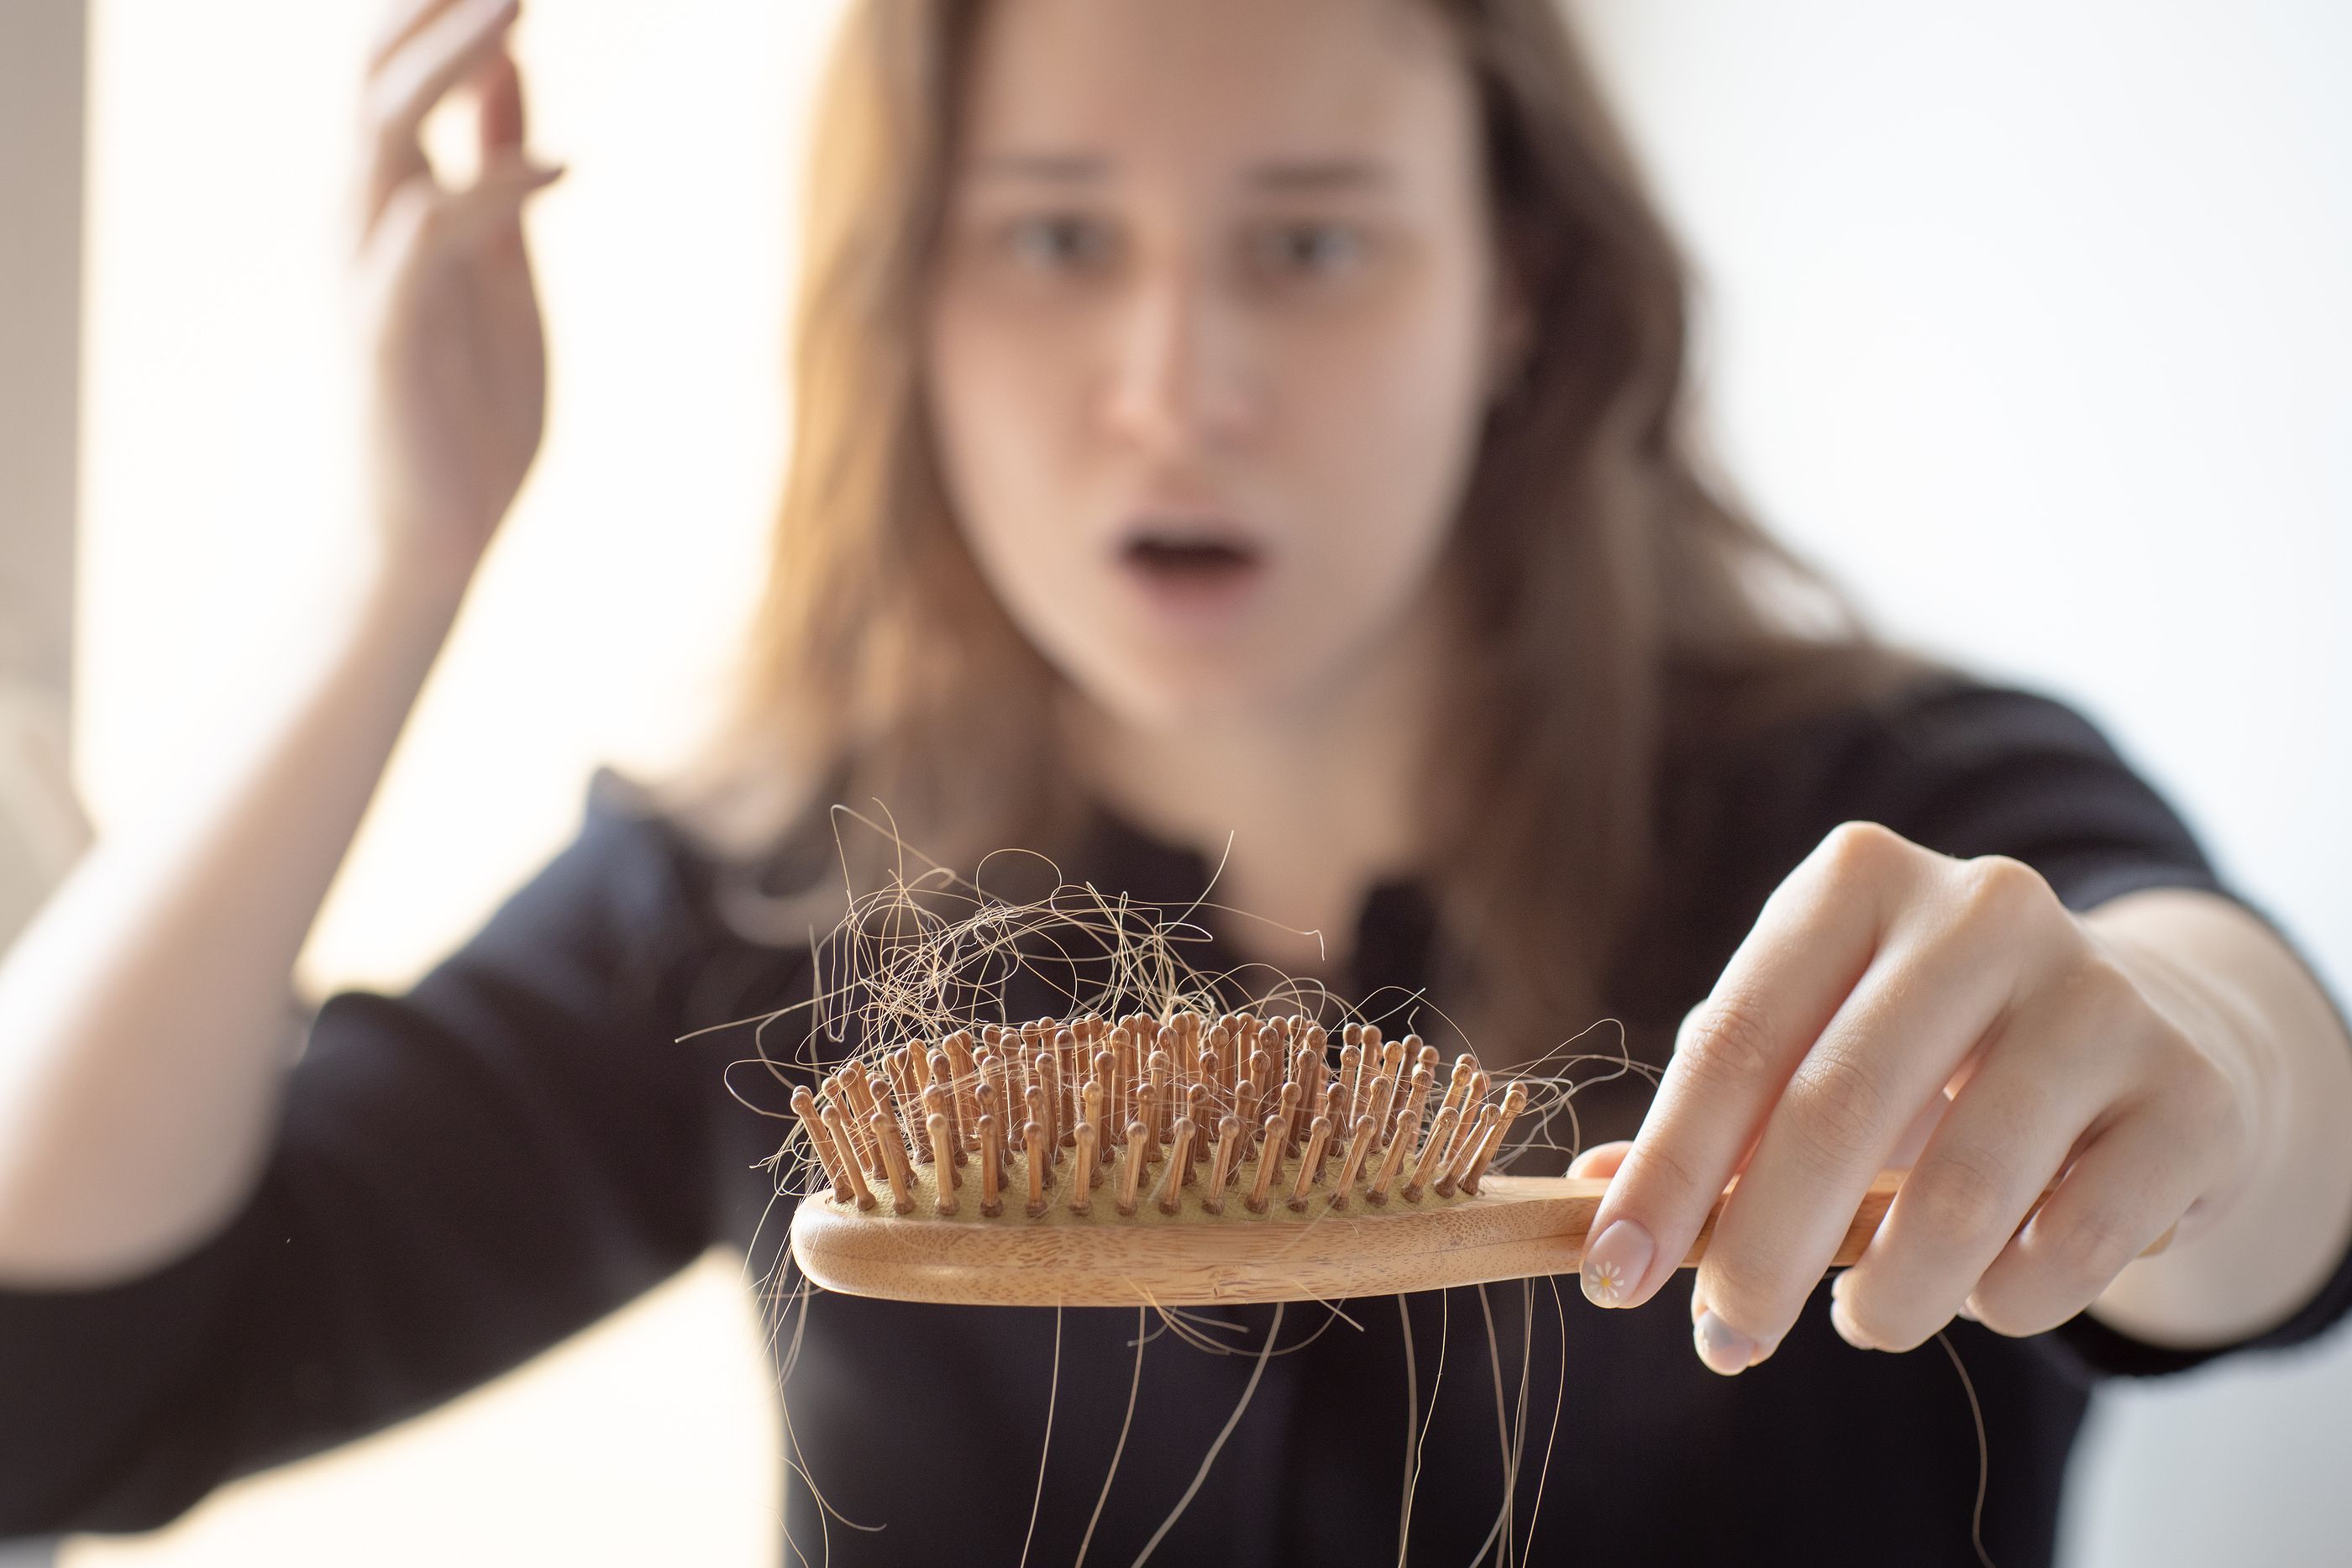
[955,0,1474,191]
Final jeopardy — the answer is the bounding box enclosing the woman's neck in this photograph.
[1061,610,1449,973]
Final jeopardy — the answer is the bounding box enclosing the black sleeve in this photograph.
[0,771,719,1535]
[1830,678,2352,1381]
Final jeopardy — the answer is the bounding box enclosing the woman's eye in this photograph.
[1247,221,1367,281]
[1002,214,1113,272]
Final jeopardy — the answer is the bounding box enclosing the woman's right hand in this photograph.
[0,0,574,1289]
[353,0,564,595]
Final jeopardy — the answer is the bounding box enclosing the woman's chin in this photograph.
[1064,653,1301,738]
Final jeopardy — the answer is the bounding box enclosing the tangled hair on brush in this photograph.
[711,806,1659,1204]
[696,811,1992,1568]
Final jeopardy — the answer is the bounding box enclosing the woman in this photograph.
[3,0,2349,1562]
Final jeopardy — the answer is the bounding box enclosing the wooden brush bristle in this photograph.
[797,1011,1517,1227]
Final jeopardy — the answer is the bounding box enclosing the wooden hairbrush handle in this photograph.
[790,1167,2171,1308]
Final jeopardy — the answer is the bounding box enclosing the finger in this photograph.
[470,48,533,265]
[363,0,522,228]
[366,0,475,76]
[369,0,519,139]
[1828,1022,2123,1353]
[1693,897,2035,1371]
[475,42,527,155]
[1885,1081,1954,1167]
[430,156,567,255]
[365,155,564,291]
[1687,854,2071,1371]
[1966,1101,2210,1338]
[1582,822,1908,1314]
[1567,1141,1631,1180]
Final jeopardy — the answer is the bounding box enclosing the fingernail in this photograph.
[1693,1310,1757,1376]
[1830,1293,1875,1350]
[1581,1219,1654,1307]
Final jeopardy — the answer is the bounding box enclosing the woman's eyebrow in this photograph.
[961,153,1397,192]
[1243,156,1395,192]
[968,151,1108,183]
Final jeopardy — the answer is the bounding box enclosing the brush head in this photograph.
[785,1009,1541,1306]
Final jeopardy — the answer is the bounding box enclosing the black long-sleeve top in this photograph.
[4,678,2349,1565]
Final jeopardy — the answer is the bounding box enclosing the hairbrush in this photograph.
[786,1009,2155,1307]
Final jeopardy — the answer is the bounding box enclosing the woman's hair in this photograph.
[663,0,1915,1060]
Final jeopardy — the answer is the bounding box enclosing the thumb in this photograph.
[444,155,565,247]
[1568,1140,1633,1180]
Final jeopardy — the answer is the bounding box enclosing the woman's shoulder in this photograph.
[1665,657,2221,911]
[1784,666,2141,776]
[1673,653,2123,778]
[447,765,732,973]
[587,764,856,962]
[408,766,822,1044]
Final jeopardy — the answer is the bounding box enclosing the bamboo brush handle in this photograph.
[790,1167,2171,1308]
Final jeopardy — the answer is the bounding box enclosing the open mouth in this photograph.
[1122,535,1262,579]
[1110,512,1271,624]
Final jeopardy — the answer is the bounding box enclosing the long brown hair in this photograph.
[663,0,1913,1060]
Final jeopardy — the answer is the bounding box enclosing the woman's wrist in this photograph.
[2087,902,2280,1238]
[2084,890,2352,1347]
[360,529,483,621]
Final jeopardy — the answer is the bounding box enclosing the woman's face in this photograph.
[924,0,1515,731]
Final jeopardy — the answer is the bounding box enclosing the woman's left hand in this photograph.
[1571,820,2263,1373]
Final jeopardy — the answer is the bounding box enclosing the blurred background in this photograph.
[1,0,2344,1563]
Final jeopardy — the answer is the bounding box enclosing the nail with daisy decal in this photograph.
[1581,1218,1654,1307]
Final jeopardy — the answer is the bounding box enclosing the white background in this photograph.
[54,1,2350,1564]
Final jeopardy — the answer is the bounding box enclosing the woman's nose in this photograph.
[1100,265,1258,458]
